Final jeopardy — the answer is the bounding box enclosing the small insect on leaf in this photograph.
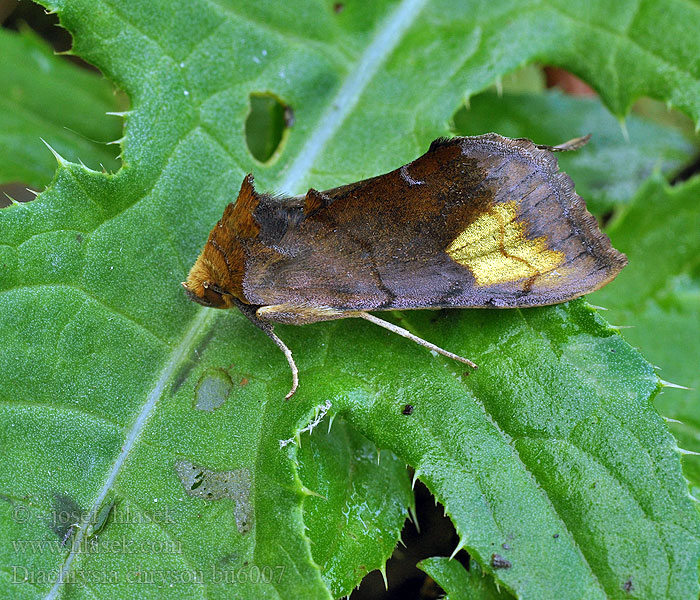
[183,134,626,398]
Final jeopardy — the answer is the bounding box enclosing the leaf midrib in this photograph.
[279,0,429,194]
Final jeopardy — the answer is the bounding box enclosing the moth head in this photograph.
[182,174,258,310]
[181,260,234,309]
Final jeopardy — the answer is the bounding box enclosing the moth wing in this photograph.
[242,134,626,316]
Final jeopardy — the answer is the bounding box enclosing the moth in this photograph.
[183,134,626,398]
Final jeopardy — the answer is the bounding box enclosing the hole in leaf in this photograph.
[245,93,292,163]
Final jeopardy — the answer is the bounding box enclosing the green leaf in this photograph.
[2,1,700,599]
[0,27,122,191]
[418,557,510,600]
[453,90,696,213]
[330,302,700,599]
[297,418,413,597]
[591,174,700,489]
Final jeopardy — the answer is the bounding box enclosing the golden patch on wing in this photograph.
[445,201,565,286]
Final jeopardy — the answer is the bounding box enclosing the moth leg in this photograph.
[356,312,478,370]
[266,330,298,400]
[232,299,298,399]
[256,303,345,325]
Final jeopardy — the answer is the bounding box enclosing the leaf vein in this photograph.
[0,399,122,431]
[3,283,170,347]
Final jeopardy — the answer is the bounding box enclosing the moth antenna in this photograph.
[535,134,591,152]
[356,312,477,369]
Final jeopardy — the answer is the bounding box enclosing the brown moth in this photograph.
[183,134,626,398]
